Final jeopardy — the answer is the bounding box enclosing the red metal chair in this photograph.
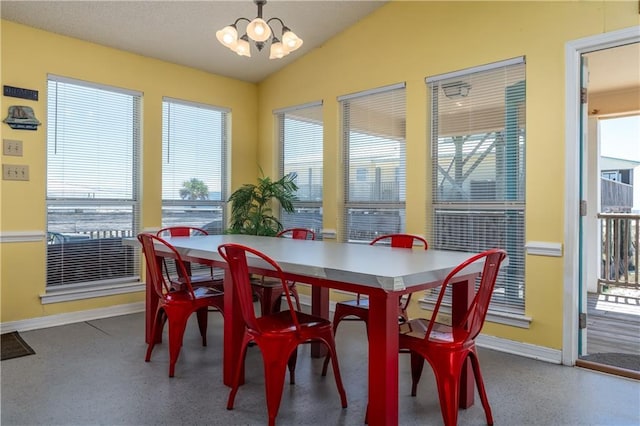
[321,233,428,376]
[138,233,224,377]
[398,248,507,426]
[156,226,223,292]
[218,243,347,426]
[334,234,428,328]
[251,228,316,315]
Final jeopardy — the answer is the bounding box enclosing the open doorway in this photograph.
[563,26,640,378]
[575,42,640,378]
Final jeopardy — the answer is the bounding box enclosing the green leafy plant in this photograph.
[227,172,298,236]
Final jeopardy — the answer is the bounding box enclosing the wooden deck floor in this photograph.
[585,292,640,356]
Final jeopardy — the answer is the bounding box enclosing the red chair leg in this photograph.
[432,351,467,426]
[145,308,166,362]
[410,351,425,396]
[227,335,251,410]
[323,337,348,408]
[261,341,296,426]
[167,313,189,378]
[469,349,494,425]
[196,307,208,347]
[287,348,299,384]
[321,305,350,376]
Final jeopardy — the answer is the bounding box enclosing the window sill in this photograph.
[418,297,532,329]
[40,278,143,304]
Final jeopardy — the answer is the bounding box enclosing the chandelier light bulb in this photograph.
[282,29,303,51]
[269,40,288,59]
[216,25,238,47]
[235,36,252,57]
[246,18,271,42]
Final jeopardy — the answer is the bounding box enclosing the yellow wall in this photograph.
[1,20,257,322]
[1,1,639,351]
[257,1,639,349]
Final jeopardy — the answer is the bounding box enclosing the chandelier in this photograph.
[216,0,303,59]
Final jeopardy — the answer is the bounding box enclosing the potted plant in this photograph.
[227,171,298,236]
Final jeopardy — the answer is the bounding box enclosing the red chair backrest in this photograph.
[370,233,428,249]
[426,248,507,344]
[138,233,196,300]
[157,226,208,237]
[276,228,316,240]
[218,243,302,332]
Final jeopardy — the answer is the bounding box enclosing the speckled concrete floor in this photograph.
[1,311,639,426]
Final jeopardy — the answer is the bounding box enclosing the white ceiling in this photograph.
[0,0,387,83]
[1,1,637,90]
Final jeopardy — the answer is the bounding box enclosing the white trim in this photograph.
[273,100,323,114]
[425,56,525,83]
[0,301,145,334]
[525,241,563,257]
[0,230,45,243]
[40,281,144,304]
[48,73,142,97]
[418,298,532,329]
[162,96,231,113]
[564,26,640,367]
[337,82,406,101]
[476,334,562,364]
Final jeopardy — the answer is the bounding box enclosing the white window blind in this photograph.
[276,101,323,237]
[340,83,406,242]
[162,98,229,234]
[46,76,141,288]
[427,57,526,313]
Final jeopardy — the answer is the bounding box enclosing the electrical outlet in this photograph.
[2,164,29,181]
[3,139,23,156]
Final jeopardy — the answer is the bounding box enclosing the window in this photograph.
[339,83,406,242]
[46,76,141,288]
[427,57,526,313]
[276,101,323,237]
[162,98,229,234]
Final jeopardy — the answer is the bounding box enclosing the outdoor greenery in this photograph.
[227,172,298,236]
[180,178,209,200]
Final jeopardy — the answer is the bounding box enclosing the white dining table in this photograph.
[137,234,484,426]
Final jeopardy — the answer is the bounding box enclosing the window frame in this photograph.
[339,82,407,243]
[425,57,528,318]
[276,101,324,237]
[161,97,230,235]
[45,75,141,291]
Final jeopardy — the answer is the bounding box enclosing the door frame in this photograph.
[563,26,640,366]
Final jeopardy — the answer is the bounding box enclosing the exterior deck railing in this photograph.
[599,213,640,293]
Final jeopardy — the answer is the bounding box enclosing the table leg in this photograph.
[223,268,245,387]
[310,285,329,358]
[452,276,475,408]
[366,291,400,426]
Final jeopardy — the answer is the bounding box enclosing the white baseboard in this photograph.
[0,302,145,334]
[476,334,562,364]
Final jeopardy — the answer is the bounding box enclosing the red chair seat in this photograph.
[218,242,347,426]
[138,233,224,378]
